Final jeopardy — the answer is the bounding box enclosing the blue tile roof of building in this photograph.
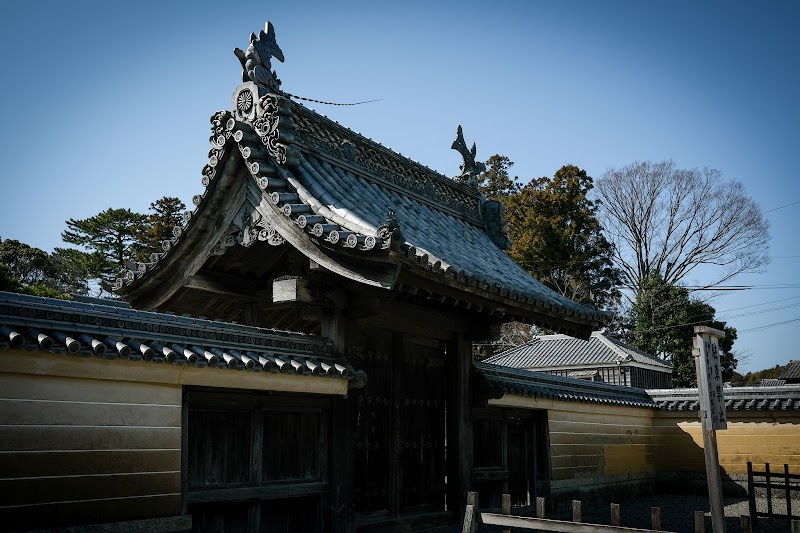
[484,331,672,370]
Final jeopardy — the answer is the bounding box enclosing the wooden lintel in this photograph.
[346,296,381,319]
[184,270,261,297]
[463,320,491,341]
[302,307,324,323]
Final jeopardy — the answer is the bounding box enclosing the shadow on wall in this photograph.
[655,423,747,497]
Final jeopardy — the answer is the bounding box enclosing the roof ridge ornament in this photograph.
[451,125,486,188]
[377,209,404,246]
[234,21,284,93]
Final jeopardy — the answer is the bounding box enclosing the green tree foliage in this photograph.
[136,197,186,261]
[628,273,737,386]
[0,239,52,287]
[0,238,87,298]
[62,208,148,282]
[479,159,622,309]
[478,155,520,201]
[730,364,786,386]
[0,263,22,292]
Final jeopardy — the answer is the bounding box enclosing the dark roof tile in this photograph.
[484,332,671,370]
[649,386,800,411]
[0,291,356,382]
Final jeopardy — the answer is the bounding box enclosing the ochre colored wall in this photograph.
[488,395,657,497]
[653,411,800,478]
[0,370,183,529]
[490,394,800,500]
[0,348,349,530]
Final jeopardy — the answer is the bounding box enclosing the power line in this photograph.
[739,317,800,333]
[718,295,800,313]
[764,200,800,214]
[718,301,800,320]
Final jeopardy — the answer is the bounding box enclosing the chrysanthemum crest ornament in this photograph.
[231,21,286,123]
[229,21,298,167]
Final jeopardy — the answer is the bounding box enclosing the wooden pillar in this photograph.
[324,308,355,533]
[447,332,473,519]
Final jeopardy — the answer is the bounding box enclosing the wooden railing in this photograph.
[747,461,800,527]
[461,491,800,533]
[461,491,673,533]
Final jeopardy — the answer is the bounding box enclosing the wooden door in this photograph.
[350,333,447,524]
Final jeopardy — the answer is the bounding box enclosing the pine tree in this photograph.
[62,208,148,282]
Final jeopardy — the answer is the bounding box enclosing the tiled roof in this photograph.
[779,360,800,380]
[648,386,800,411]
[0,292,359,381]
[109,22,606,338]
[474,362,657,409]
[484,331,672,370]
[477,362,800,411]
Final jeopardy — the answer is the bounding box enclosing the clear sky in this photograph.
[0,1,797,373]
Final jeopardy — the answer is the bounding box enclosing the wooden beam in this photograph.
[346,296,381,318]
[184,269,264,296]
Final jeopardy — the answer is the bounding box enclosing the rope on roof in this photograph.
[284,92,382,106]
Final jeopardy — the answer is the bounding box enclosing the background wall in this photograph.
[0,360,183,530]
[653,410,800,493]
[488,396,657,505]
[490,394,800,506]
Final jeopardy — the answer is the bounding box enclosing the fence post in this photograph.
[695,510,705,533]
[462,504,476,533]
[501,493,511,533]
[536,496,545,518]
[463,491,478,533]
[467,491,478,508]
[747,461,757,527]
[767,463,773,518]
[786,464,793,521]
[651,506,661,531]
[610,503,620,526]
[572,500,581,523]
[792,519,800,533]
[740,515,751,533]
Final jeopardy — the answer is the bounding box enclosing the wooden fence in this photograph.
[462,491,673,533]
[462,491,800,533]
[747,462,800,527]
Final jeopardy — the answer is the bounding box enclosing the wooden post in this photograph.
[792,519,800,533]
[740,515,751,533]
[694,326,727,533]
[323,308,355,533]
[572,500,581,523]
[462,504,476,533]
[466,491,478,509]
[695,510,705,533]
[651,506,661,531]
[610,503,620,526]
[448,333,474,519]
[502,493,511,533]
[536,496,545,518]
[747,462,757,527]
[766,463,773,517]
[786,464,793,522]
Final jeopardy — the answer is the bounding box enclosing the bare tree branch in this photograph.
[597,160,770,294]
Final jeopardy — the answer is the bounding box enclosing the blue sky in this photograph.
[1,1,797,372]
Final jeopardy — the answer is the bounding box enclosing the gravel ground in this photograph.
[418,495,797,533]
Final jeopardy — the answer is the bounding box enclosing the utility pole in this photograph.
[694,325,728,533]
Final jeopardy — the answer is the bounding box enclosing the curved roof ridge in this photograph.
[475,361,656,408]
[597,332,672,368]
